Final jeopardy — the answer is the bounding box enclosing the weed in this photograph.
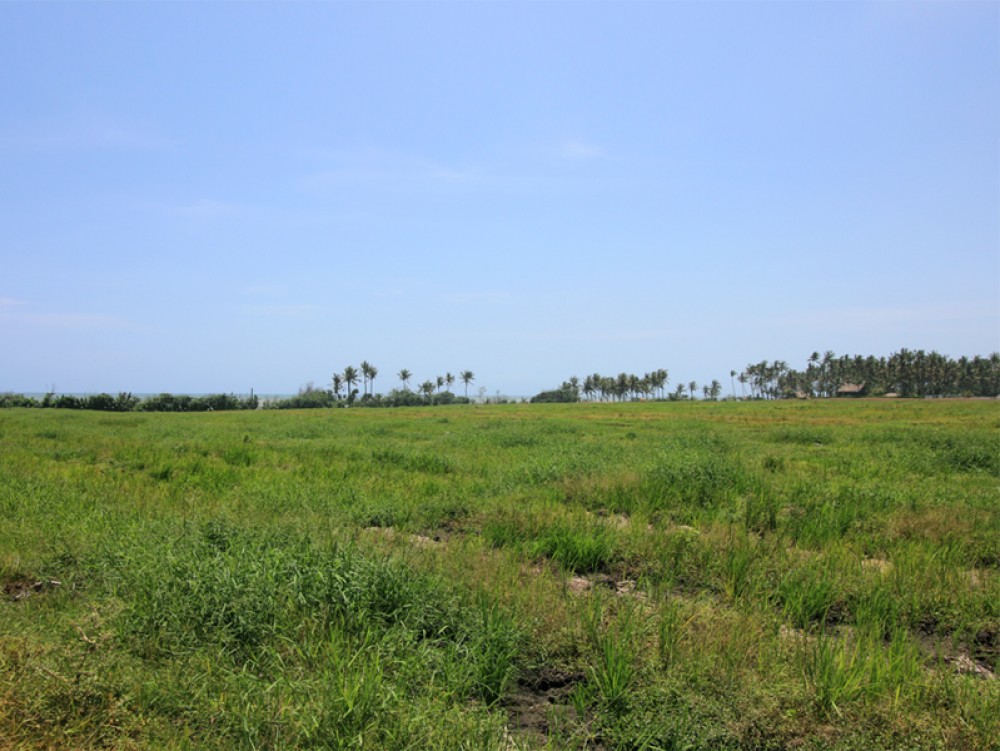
[585,599,638,715]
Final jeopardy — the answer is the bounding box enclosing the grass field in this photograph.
[1,400,998,750]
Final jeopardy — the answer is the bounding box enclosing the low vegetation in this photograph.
[1,399,997,749]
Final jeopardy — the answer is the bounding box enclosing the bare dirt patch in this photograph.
[972,626,998,672]
[861,557,893,575]
[3,578,60,601]
[505,668,586,749]
[943,653,995,680]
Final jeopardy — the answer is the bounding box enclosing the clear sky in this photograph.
[2,1,997,397]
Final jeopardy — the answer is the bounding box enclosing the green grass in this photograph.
[1,399,998,749]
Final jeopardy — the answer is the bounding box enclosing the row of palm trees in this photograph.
[544,349,999,404]
[578,370,664,401]
[738,350,1000,399]
[326,349,999,407]
[331,362,476,401]
[575,371,725,401]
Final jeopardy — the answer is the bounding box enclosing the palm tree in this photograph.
[358,361,370,396]
[331,373,344,401]
[709,380,722,400]
[730,370,737,399]
[688,381,697,400]
[398,369,412,391]
[460,370,475,398]
[652,369,668,399]
[436,375,445,393]
[616,373,630,401]
[445,372,455,392]
[343,365,359,403]
[368,364,378,396]
[419,380,435,401]
[589,373,604,401]
[822,351,836,397]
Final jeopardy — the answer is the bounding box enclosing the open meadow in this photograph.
[1,400,998,750]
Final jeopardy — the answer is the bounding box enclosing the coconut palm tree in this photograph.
[616,373,630,401]
[445,372,455,392]
[709,380,722,400]
[460,370,475,398]
[343,365,359,403]
[419,380,435,401]
[398,369,412,391]
[652,369,668,399]
[589,373,604,401]
[331,373,344,401]
[688,381,697,401]
[359,361,374,397]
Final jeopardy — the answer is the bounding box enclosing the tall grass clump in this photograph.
[641,451,751,518]
[483,513,617,574]
[802,627,924,718]
[109,522,522,706]
[530,521,616,574]
[584,599,641,715]
[779,556,850,629]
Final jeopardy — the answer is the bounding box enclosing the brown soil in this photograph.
[972,626,998,671]
[861,558,892,575]
[505,668,586,749]
[3,578,60,601]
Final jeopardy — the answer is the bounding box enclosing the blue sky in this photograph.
[2,1,997,396]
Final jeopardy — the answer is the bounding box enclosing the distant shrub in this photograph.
[530,382,580,403]
[0,392,37,408]
[271,387,337,409]
[79,392,140,412]
[140,393,255,412]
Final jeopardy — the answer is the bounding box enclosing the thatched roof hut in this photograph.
[835,383,866,397]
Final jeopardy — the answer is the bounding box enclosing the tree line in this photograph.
[531,370,725,403]
[267,363,480,409]
[328,362,477,404]
[537,350,1000,403]
[738,350,1000,399]
[3,349,996,412]
[0,391,259,412]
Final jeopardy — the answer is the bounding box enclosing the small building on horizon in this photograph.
[835,383,867,397]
